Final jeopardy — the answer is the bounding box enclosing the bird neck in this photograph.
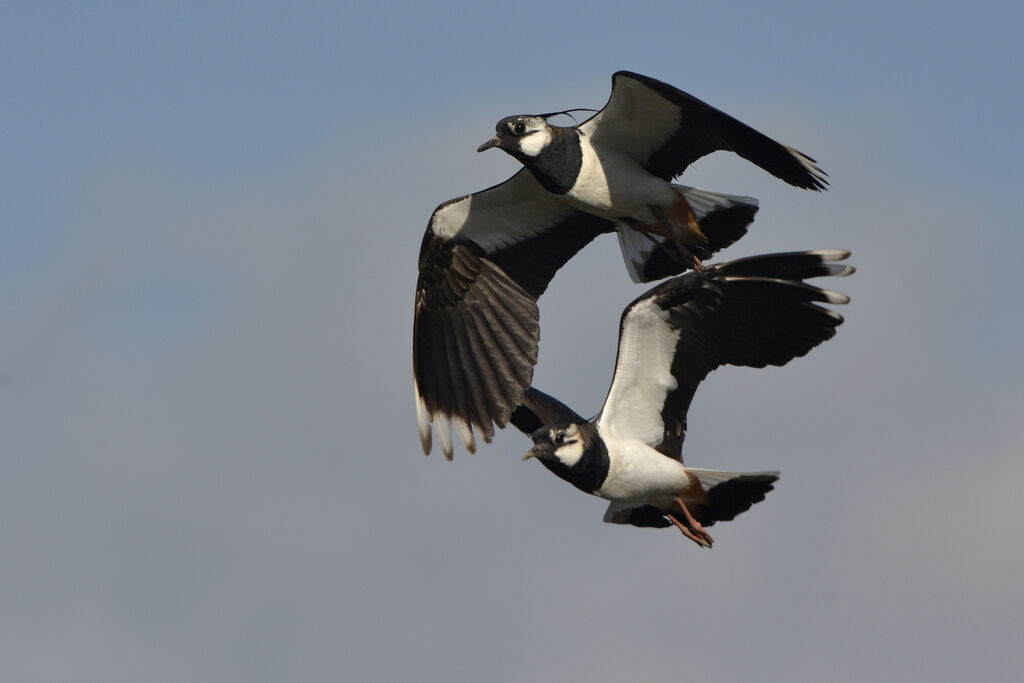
[519,126,582,195]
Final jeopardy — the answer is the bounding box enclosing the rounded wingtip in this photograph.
[415,382,433,455]
[809,249,851,262]
[433,413,454,460]
[454,417,477,455]
[820,289,851,305]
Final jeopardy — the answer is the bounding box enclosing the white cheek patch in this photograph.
[554,439,584,468]
[518,128,552,157]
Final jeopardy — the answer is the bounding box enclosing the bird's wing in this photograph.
[509,387,586,437]
[578,71,828,189]
[415,170,615,459]
[602,502,674,528]
[596,250,853,461]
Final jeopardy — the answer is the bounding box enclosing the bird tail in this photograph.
[617,186,759,283]
[686,469,780,526]
[602,469,779,529]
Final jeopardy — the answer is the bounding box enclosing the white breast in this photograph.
[565,137,677,218]
[595,429,690,504]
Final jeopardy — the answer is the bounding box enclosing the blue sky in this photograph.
[3,2,1023,681]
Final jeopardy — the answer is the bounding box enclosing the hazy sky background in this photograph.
[3,2,1023,681]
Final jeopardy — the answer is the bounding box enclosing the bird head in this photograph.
[477,115,551,159]
[523,422,585,467]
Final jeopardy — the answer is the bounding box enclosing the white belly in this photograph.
[594,435,692,505]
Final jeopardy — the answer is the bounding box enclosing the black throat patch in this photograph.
[518,126,582,196]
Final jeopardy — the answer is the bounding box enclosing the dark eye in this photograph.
[553,432,564,445]
[512,121,526,135]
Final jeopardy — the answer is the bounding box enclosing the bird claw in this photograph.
[669,515,714,548]
[649,204,704,272]
[668,497,714,548]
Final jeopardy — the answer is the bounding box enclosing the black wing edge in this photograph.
[612,71,829,191]
[641,249,853,459]
[509,386,585,437]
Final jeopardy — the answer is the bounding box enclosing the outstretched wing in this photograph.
[596,250,853,460]
[579,71,828,190]
[414,170,615,459]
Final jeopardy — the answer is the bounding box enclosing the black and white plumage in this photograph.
[415,71,826,458]
[509,250,853,547]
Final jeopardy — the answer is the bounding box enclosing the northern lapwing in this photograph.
[415,71,826,458]
[477,70,827,273]
[508,250,852,547]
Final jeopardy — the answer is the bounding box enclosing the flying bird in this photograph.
[508,250,852,547]
[415,71,827,459]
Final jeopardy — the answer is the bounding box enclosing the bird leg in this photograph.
[668,515,711,548]
[649,205,703,271]
[668,496,714,548]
